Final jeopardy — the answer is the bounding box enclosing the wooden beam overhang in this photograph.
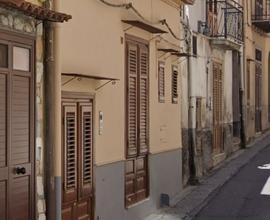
[0,0,72,22]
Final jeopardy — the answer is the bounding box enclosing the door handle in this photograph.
[15,167,26,175]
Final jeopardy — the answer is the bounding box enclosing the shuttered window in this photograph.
[172,65,178,104]
[63,104,78,203]
[158,62,165,103]
[125,37,149,207]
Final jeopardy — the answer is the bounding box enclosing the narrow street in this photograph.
[194,144,270,220]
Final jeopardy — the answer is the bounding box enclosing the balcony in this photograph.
[205,0,243,50]
[252,0,270,32]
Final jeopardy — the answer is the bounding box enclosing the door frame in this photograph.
[0,28,36,219]
[61,91,96,220]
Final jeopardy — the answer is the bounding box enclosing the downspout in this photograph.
[240,2,246,148]
[44,0,62,219]
[185,18,198,185]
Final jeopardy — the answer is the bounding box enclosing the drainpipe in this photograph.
[44,0,62,219]
[185,18,198,185]
[240,4,246,149]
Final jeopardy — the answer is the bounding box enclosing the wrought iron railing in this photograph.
[252,0,270,21]
[206,0,243,43]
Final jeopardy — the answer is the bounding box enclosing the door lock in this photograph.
[15,167,26,175]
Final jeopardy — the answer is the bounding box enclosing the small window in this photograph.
[13,46,30,71]
[158,62,165,103]
[0,44,8,68]
[172,66,178,104]
[192,36,197,56]
[255,49,262,62]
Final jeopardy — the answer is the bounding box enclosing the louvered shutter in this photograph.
[158,62,165,103]
[172,65,178,104]
[127,42,138,158]
[79,103,93,198]
[63,103,77,203]
[138,45,149,156]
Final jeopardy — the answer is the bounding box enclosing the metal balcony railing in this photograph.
[206,0,243,43]
[252,0,270,32]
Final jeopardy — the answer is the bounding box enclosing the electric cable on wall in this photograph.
[98,0,186,41]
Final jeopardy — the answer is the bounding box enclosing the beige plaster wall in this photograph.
[244,0,270,140]
[60,0,182,165]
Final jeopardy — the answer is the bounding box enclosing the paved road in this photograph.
[194,144,270,220]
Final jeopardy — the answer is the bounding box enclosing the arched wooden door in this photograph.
[0,31,35,220]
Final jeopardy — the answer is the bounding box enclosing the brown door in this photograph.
[62,96,94,220]
[0,33,35,220]
[213,62,223,154]
[255,63,262,132]
[207,0,218,35]
[255,49,262,133]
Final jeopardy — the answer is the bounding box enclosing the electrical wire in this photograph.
[98,0,185,41]
[98,0,131,8]
[160,19,184,41]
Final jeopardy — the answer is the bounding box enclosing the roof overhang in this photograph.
[122,20,167,34]
[0,0,72,22]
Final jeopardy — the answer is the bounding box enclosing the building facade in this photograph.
[58,1,190,219]
[244,0,270,142]
[181,0,244,185]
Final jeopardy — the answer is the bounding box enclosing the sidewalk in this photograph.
[145,131,270,220]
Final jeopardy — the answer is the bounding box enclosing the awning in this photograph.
[0,0,72,22]
[158,48,180,53]
[122,20,167,34]
[62,73,120,91]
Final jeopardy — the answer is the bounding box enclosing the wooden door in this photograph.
[62,97,94,220]
[0,33,34,220]
[213,62,223,154]
[255,63,262,132]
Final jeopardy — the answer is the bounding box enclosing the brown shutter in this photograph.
[126,42,138,158]
[63,103,77,203]
[172,65,178,104]
[0,73,6,219]
[0,74,6,168]
[125,159,136,206]
[158,62,165,103]
[135,156,148,201]
[138,45,149,156]
[79,103,93,198]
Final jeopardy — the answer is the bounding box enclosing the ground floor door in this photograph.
[0,32,35,219]
[213,62,223,154]
[62,94,94,220]
[255,63,262,133]
[232,51,241,139]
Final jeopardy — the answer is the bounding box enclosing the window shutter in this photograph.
[79,103,93,198]
[158,62,165,103]
[126,42,138,158]
[63,103,77,203]
[138,45,149,156]
[172,65,178,104]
